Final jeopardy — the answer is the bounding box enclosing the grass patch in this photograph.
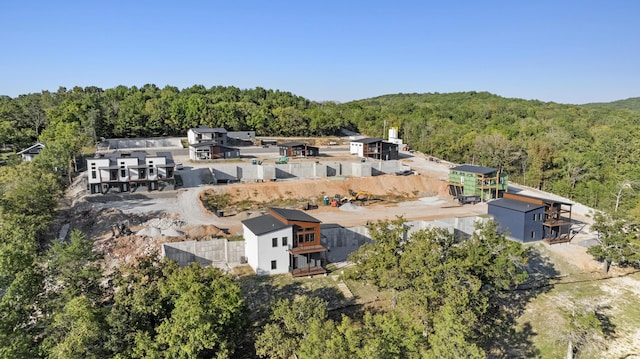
[517,245,640,358]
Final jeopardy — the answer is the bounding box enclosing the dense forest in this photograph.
[3,85,640,213]
[1,85,639,357]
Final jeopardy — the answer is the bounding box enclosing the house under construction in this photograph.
[449,165,508,202]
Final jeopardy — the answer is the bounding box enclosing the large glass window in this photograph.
[282,237,288,246]
[271,260,277,270]
[272,238,278,247]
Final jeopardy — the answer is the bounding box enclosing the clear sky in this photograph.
[1,1,638,104]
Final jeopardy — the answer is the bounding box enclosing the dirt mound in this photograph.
[217,174,447,203]
[184,224,229,240]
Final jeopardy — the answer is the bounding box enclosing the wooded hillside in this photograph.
[2,86,640,212]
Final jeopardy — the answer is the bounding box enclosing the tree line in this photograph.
[3,86,640,213]
[1,84,637,356]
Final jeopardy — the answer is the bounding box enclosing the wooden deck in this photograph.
[290,266,327,277]
[543,234,571,245]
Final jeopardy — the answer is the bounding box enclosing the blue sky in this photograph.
[1,1,638,104]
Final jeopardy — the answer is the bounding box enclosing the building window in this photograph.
[531,231,536,239]
[120,168,126,177]
[271,260,277,270]
[305,233,315,242]
[282,237,288,246]
[91,171,96,179]
[272,238,278,247]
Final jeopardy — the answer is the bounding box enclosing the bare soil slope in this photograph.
[215,174,448,203]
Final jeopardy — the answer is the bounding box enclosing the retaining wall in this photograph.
[209,159,408,183]
[161,216,484,270]
[161,239,245,268]
[108,137,183,149]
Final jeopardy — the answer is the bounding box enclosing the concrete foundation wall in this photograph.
[208,160,409,183]
[161,239,245,268]
[211,165,240,182]
[321,226,372,262]
[161,216,483,271]
[320,216,483,263]
[109,138,183,149]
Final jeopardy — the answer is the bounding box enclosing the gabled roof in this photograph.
[269,207,321,223]
[451,164,498,175]
[242,214,289,235]
[190,126,227,134]
[351,138,383,144]
[488,198,545,213]
[17,142,45,155]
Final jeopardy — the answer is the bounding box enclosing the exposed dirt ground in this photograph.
[52,146,640,356]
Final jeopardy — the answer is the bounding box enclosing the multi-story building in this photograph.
[449,164,508,201]
[349,138,399,160]
[187,126,228,145]
[87,151,175,194]
[242,208,327,277]
[488,192,574,243]
[187,126,241,161]
[278,142,319,157]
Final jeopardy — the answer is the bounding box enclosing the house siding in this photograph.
[243,225,292,275]
[488,204,545,243]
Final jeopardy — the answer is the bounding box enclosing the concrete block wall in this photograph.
[162,239,245,267]
[208,160,409,183]
[161,216,483,271]
[211,165,240,182]
[108,138,182,149]
[321,226,371,263]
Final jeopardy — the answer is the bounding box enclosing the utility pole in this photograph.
[383,119,386,139]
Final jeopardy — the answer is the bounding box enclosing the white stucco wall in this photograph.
[187,129,197,145]
[243,225,292,275]
[87,158,110,184]
[349,142,364,156]
[117,157,139,182]
[146,156,166,181]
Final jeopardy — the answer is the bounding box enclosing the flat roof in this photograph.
[352,138,383,144]
[505,192,573,206]
[279,142,306,147]
[488,198,545,212]
[190,126,227,134]
[451,164,498,175]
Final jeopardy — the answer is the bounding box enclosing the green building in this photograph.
[449,165,508,202]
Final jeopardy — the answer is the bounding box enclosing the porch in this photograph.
[289,244,327,277]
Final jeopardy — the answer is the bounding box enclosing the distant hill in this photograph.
[584,97,640,111]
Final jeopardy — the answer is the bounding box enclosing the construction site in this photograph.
[51,138,640,356]
[60,139,600,272]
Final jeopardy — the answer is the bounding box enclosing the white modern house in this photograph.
[187,126,228,146]
[242,208,326,276]
[87,151,175,194]
[186,126,241,161]
[349,138,399,160]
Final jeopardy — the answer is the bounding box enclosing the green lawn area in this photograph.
[517,244,640,358]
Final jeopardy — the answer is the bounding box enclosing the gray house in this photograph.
[17,142,45,162]
[488,197,546,243]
